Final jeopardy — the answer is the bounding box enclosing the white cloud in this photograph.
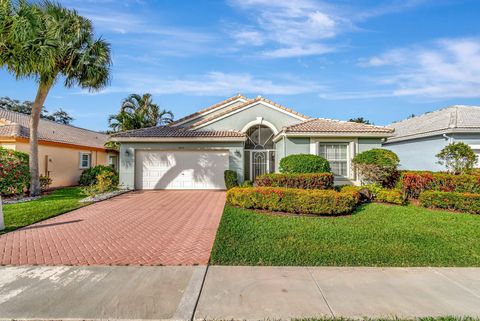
[338,38,480,100]
[92,71,323,96]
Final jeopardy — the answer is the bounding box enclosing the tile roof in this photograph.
[169,94,248,126]
[0,109,110,149]
[188,96,311,129]
[110,126,245,138]
[283,118,394,134]
[387,105,480,142]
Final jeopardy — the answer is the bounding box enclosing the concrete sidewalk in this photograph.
[0,266,479,320]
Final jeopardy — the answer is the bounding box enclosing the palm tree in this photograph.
[0,1,111,196]
[108,93,173,132]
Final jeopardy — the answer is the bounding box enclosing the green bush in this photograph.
[419,191,480,214]
[376,189,407,205]
[256,173,334,189]
[226,187,359,215]
[279,154,331,174]
[352,149,400,187]
[240,180,253,188]
[0,147,30,195]
[224,170,238,190]
[436,142,479,174]
[82,171,118,197]
[79,165,118,186]
[39,175,52,191]
[400,171,480,199]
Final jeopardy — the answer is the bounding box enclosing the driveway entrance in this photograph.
[0,191,225,266]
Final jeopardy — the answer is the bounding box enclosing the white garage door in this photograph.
[135,150,229,190]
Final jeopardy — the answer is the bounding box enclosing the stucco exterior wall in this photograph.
[358,138,384,153]
[119,141,244,189]
[197,103,304,132]
[383,133,480,171]
[2,141,114,188]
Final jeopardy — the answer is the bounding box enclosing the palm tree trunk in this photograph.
[29,83,51,196]
[0,196,4,231]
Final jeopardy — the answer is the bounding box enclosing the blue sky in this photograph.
[1,0,480,131]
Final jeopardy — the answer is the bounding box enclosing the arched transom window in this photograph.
[245,125,275,150]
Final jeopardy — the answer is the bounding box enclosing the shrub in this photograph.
[436,142,478,175]
[240,180,253,188]
[79,165,118,186]
[40,175,52,191]
[400,171,480,199]
[375,189,407,205]
[0,147,30,195]
[224,170,238,190]
[352,149,399,187]
[419,191,480,214]
[255,173,334,190]
[226,187,359,215]
[82,171,118,197]
[279,154,331,174]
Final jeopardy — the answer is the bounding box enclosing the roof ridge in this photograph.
[169,94,248,126]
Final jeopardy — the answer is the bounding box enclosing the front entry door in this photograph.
[252,151,267,180]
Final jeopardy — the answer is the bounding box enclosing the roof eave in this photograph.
[384,127,480,144]
[110,136,246,143]
[273,131,394,142]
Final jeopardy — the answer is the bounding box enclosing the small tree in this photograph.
[352,149,400,187]
[436,142,478,174]
[348,117,372,125]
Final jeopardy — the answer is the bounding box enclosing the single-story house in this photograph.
[110,95,394,190]
[383,105,480,171]
[0,109,118,188]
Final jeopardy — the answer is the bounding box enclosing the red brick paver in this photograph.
[0,191,226,266]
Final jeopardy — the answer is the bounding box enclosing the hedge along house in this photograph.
[110,95,394,190]
[0,109,118,188]
[383,106,480,171]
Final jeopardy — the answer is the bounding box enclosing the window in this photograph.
[80,153,91,169]
[109,155,118,170]
[318,143,349,177]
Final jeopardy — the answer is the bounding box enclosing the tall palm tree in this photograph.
[0,1,111,196]
[108,93,173,132]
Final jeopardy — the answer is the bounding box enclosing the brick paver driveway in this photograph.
[0,191,226,266]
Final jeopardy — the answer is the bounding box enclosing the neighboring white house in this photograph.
[111,95,394,190]
[383,106,480,171]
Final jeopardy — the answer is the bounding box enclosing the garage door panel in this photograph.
[135,150,229,190]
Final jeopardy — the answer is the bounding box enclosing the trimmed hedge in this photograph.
[376,189,407,205]
[400,171,480,198]
[419,191,480,214]
[226,187,359,215]
[352,149,400,187]
[255,173,334,190]
[224,170,238,190]
[279,154,331,174]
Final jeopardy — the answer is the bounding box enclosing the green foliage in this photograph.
[0,97,74,123]
[240,180,253,188]
[108,93,173,132]
[352,149,400,187]
[224,170,239,190]
[82,171,118,197]
[226,187,359,215]
[419,191,480,214]
[39,175,52,191]
[436,142,479,174]
[400,171,480,199]
[375,189,407,205]
[0,147,30,195]
[279,154,331,174]
[348,117,372,124]
[79,165,118,186]
[256,173,334,189]
[211,203,480,266]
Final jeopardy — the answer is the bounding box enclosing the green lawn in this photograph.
[2,187,87,233]
[211,203,480,266]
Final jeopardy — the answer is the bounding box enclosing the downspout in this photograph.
[443,133,454,143]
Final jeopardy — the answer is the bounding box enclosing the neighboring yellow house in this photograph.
[0,109,118,188]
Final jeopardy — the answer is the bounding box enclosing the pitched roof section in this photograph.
[110,126,245,139]
[188,96,311,129]
[387,105,480,142]
[283,118,394,134]
[0,109,110,149]
[169,94,248,126]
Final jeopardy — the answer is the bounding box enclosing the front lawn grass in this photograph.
[2,187,87,233]
[211,203,480,266]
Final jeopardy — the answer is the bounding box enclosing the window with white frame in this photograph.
[80,153,91,169]
[318,143,349,177]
